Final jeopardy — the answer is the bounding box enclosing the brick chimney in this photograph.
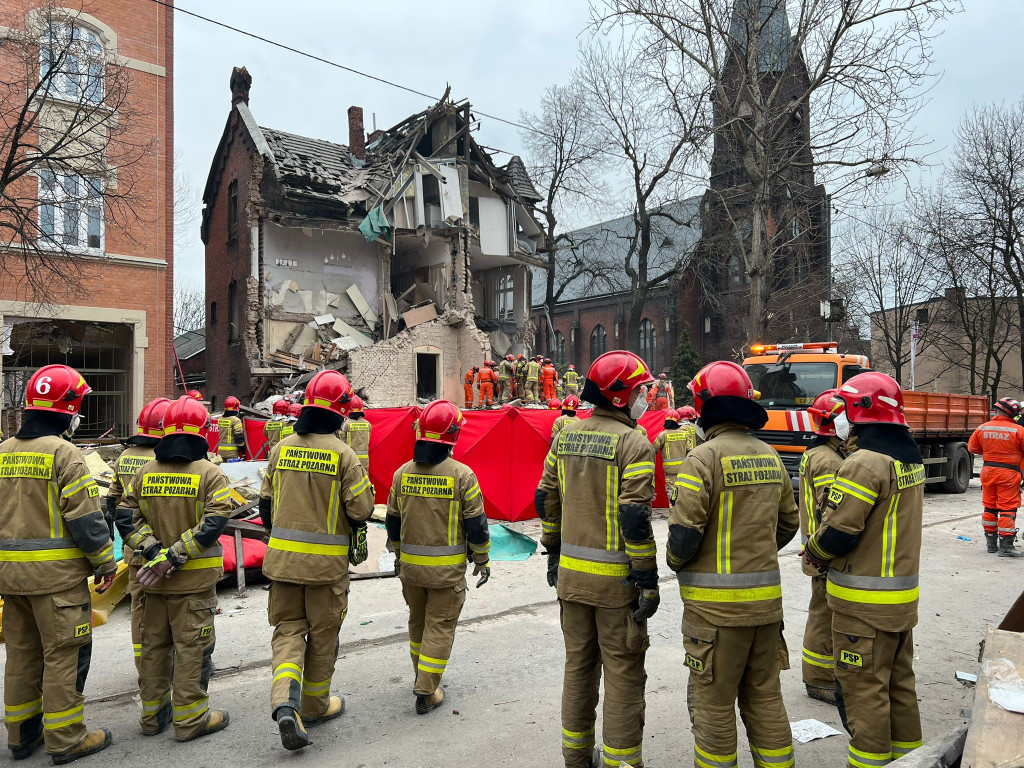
[348,106,365,162]
[230,66,251,106]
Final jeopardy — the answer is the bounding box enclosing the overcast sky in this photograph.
[172,0,1024,286]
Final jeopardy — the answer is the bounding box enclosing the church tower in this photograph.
[683,0,830,361]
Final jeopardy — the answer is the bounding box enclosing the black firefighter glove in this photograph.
[546,550,559,588]
[632,587,660,623]
[102,495,116,538]
[473,560,490,588]
[349,520,369,566]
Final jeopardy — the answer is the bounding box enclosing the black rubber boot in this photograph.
[806,683,838,705]
[986,533,999,553]
[998,535,1022,558]
[274,707,309,751]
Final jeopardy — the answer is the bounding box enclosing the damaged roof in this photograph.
[504,156,543,204]
[259,127,389,206]
[173,327,206,361]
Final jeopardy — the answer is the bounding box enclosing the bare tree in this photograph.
[836,208,934,386]
[174,148,201,254]
[0,1,150,303]
[576,38,708,351]
[947,101,1024,382]
[914,186,1018,399]
[174,279,205,336]
[598,0,960,345]
[520,83,614,355]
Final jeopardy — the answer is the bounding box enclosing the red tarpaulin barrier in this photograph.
[227,406,674,522]
[219,534,266,572]
[205,419,266,461]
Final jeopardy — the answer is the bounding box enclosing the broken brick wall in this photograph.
[347,312,489,406]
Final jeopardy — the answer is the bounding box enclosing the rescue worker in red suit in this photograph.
[541,359,558,402]
[477,363,497,408]
[464,367,478,409]
[648,374,673,410]
[536,351,659,768]
[968,397,1024,557]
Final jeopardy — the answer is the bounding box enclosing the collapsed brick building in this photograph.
[202,69,545,409]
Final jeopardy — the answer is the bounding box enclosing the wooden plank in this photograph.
[962,629,1024,768]
[331,318,373,347]
[345,284,378,327]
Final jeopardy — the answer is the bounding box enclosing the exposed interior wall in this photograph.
[391,239,451,311]
[347,314,490,406]
[263,223,380,320]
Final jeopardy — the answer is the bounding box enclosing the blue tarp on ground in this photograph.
[489,524,537,562]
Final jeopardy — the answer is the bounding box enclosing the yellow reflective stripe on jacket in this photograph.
[211,487,232,503]
[465,483,481,501]
[268,528,349,557]
[881,493,899,577]
[4,697,43,723]
[350,476,371,498]
[625,541,656,559]
[832,478,879,504]
[399,543,465,566]
[0,547,85,563]
[622,461,655,479]
[604,465,619,550]
[541,520,561,534]
[680,584,782,603]
[827,581,919,605]
[812,474,835,488]
[716,492,734,574]
[560,542,631,577]
[677,570,782,603]
[60,475,97,499]
[87,542,114,567]
[676,473,702,492]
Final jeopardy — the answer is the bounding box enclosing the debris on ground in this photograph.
[790,719,842,744]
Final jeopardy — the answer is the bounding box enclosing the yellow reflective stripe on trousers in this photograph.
[133,643,142,658]
[802,647,834,668]
[848,744,891,767]
[890,740,922,756]
[173,697,210,722]
[409,640,421,658]
[302,678,331,695]
[716,492,733,574]
[142,691,171,714]
[417,654,448,673]
[881,493,899,577]
[605,465,619,550]
[43,703,84,730]
[561,726,595,750]
[695,744,738,768]
[751,744,795,767]
[5,697,43,723]
[603,743,642,765]
[273,662,302,685]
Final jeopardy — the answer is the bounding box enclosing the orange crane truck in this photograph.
[742,342,987,493]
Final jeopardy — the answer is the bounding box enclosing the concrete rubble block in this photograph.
[331,317,374,347]
[346,284,378,327]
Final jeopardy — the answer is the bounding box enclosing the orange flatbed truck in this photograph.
[742,342,988,493]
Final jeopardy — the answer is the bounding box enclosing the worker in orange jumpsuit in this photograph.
[464,367,479,409]
[477,362,497,408]
[649,374,673,410]
[968,397,1024,557]
[540,358,558,402]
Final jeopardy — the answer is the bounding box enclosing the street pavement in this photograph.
[0,481,1010,767]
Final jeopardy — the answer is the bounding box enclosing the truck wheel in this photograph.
[941,443,972,494]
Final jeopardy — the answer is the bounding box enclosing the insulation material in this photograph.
[439,165,463,223]
[331,317,373,347]
[346,285,378,327]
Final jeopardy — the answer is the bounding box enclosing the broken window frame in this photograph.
[495,272,514,322]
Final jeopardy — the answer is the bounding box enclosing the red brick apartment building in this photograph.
[0,1,174,437]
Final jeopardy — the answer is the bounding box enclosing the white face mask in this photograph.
[695,422,706,441]
[630,389,649,420]
[68,414,81,436]
[833,411,851,441]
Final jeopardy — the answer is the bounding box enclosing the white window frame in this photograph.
[40,21,105,105]
[495,273,514,321]
[38,170,104,252]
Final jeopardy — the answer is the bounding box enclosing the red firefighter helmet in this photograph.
[224,395,240,411]
[272,399,289,416]
[807,388,844,436]
[837,372,907,426]
[585,351,656,408]
[568,364,575,371]
[563,395,580,411]
[548,398,562,410]
[137,397,172,437]
[303,370,354,415]
[287,402,302,418]
[348,395,365,416]
[162,396,211,438]
[506,354,514,362]
[677,405,697,421]
[415,400,463,446]
[659,373,667,380]
[186,389,203,401]
[688,361,757,417]
[25,365,91,415]
[544,358,552,365]
[995,397,1021,419]
[664,409,680,424]
[472,366,480,373]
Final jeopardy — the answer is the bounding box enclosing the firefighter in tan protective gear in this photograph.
[804,373,925,767]
[339,396,371,473]
[281,402,301,439]
[498,355,516,404]
[564,365,580,397]
[550,395,581,443]
[667,360,798,768]
[259,371,375,750]
[0,365,117,764]
[107,397,172,676]
[264,399,290,453]
[537,350,659,768]
[386,400,491,714]
[217,396,245,461]
[525,356,542,403]
[797,388,850,705]
[123,396,233,742]
[651,409,691,498]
